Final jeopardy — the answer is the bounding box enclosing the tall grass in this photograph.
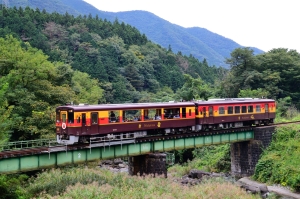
[25,167,259,199]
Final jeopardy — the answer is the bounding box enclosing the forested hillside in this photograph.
[1,6,300,144]
[3,0,264,67]
[0,6,222,142]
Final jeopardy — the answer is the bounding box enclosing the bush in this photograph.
[253,125,300,191]
[0,174,28,199]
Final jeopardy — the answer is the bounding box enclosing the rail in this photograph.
[0,139,57,151]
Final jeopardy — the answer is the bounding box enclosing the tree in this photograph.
[72,71,105,104]
[0,81,13,145]
[175,74,213,101]
[238,88,270,98]
[222,48,259,97]
[0,35,76,140]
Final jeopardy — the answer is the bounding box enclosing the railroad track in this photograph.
[1,121,300,159]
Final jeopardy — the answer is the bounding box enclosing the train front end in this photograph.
[56,106,79,145]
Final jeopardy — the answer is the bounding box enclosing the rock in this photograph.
[211,172,224,177]
[101,160,113,165]
[189,169,211,179]
[113,158,123,164]
[118,163,125,168]
[267,186,300,199]
[237,177,268,194]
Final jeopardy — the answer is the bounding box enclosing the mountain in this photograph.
[5,0,264,67]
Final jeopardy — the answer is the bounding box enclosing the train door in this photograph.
[91,112,99,134]
[203,107,207,123]
[81,113,89,134]
[265,104,269,118]
[208,106,214,123]
[61,111,68,133]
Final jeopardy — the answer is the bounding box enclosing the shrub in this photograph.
[253,125,300,191]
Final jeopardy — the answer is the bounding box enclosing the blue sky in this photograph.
[84,0,300,53]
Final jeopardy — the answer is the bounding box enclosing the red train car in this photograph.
[55,98,276,145]
[56,102,196,144]
[195,98,276,131]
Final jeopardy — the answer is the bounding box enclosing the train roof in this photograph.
[56,98,275,111]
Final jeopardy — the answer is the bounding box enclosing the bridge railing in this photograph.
[0,139,57,151]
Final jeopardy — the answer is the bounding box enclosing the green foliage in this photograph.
[0,6,220,104]
[276,97,293,117]
[0,81,13,144]
[192,144,231,173]
[72,70,104,104]
[238,88,270,98]
[0,35,78,140]
[0,34,102,140]
[169,144,231,176]
[221,47,300,110]
[175,74,213,101]
[253,125,300,191]
[0,174,28,199]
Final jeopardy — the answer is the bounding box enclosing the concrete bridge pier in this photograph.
[231,126,275,177]
[128,153,167,177]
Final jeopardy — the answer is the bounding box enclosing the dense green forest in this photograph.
[1,6,300,143]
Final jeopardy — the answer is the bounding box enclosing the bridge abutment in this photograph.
[231,126,275,177]
[128,153,167,177]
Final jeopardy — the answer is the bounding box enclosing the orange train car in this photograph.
[55,98,276,144]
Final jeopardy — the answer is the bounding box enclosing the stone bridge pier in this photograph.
[231,126,275,177]
[128,153,167,177]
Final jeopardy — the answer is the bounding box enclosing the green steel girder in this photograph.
[0,131,253,174]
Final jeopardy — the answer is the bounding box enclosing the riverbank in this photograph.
[99,159,300,198]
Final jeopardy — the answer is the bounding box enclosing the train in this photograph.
[55,98,276,145]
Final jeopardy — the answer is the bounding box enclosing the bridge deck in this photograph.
[0,130,254,174]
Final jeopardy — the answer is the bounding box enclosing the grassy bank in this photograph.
[253,124,300,191]
[22,166,258,199]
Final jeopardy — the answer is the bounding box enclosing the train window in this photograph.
[141,109,162,120]
[123,109,140,122]
[92,112,98,124]
[164,108,173,119]
[77,116,81,123]
[189,109,192,116]
[68,110,74,123]
[163,108,180,119]
[248,106,253,113]
[219,107,225,114]
[62,114,67,123]
[235,106,240,114]
[256,105,261,112]
[228,106,233,114]
[242,106,247,113]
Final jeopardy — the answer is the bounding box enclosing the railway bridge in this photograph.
[0,126,275,177]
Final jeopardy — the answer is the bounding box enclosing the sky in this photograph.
[84,0,300,53]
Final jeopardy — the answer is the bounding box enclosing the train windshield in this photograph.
[62,113,67,123]
[68,109,74,123]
